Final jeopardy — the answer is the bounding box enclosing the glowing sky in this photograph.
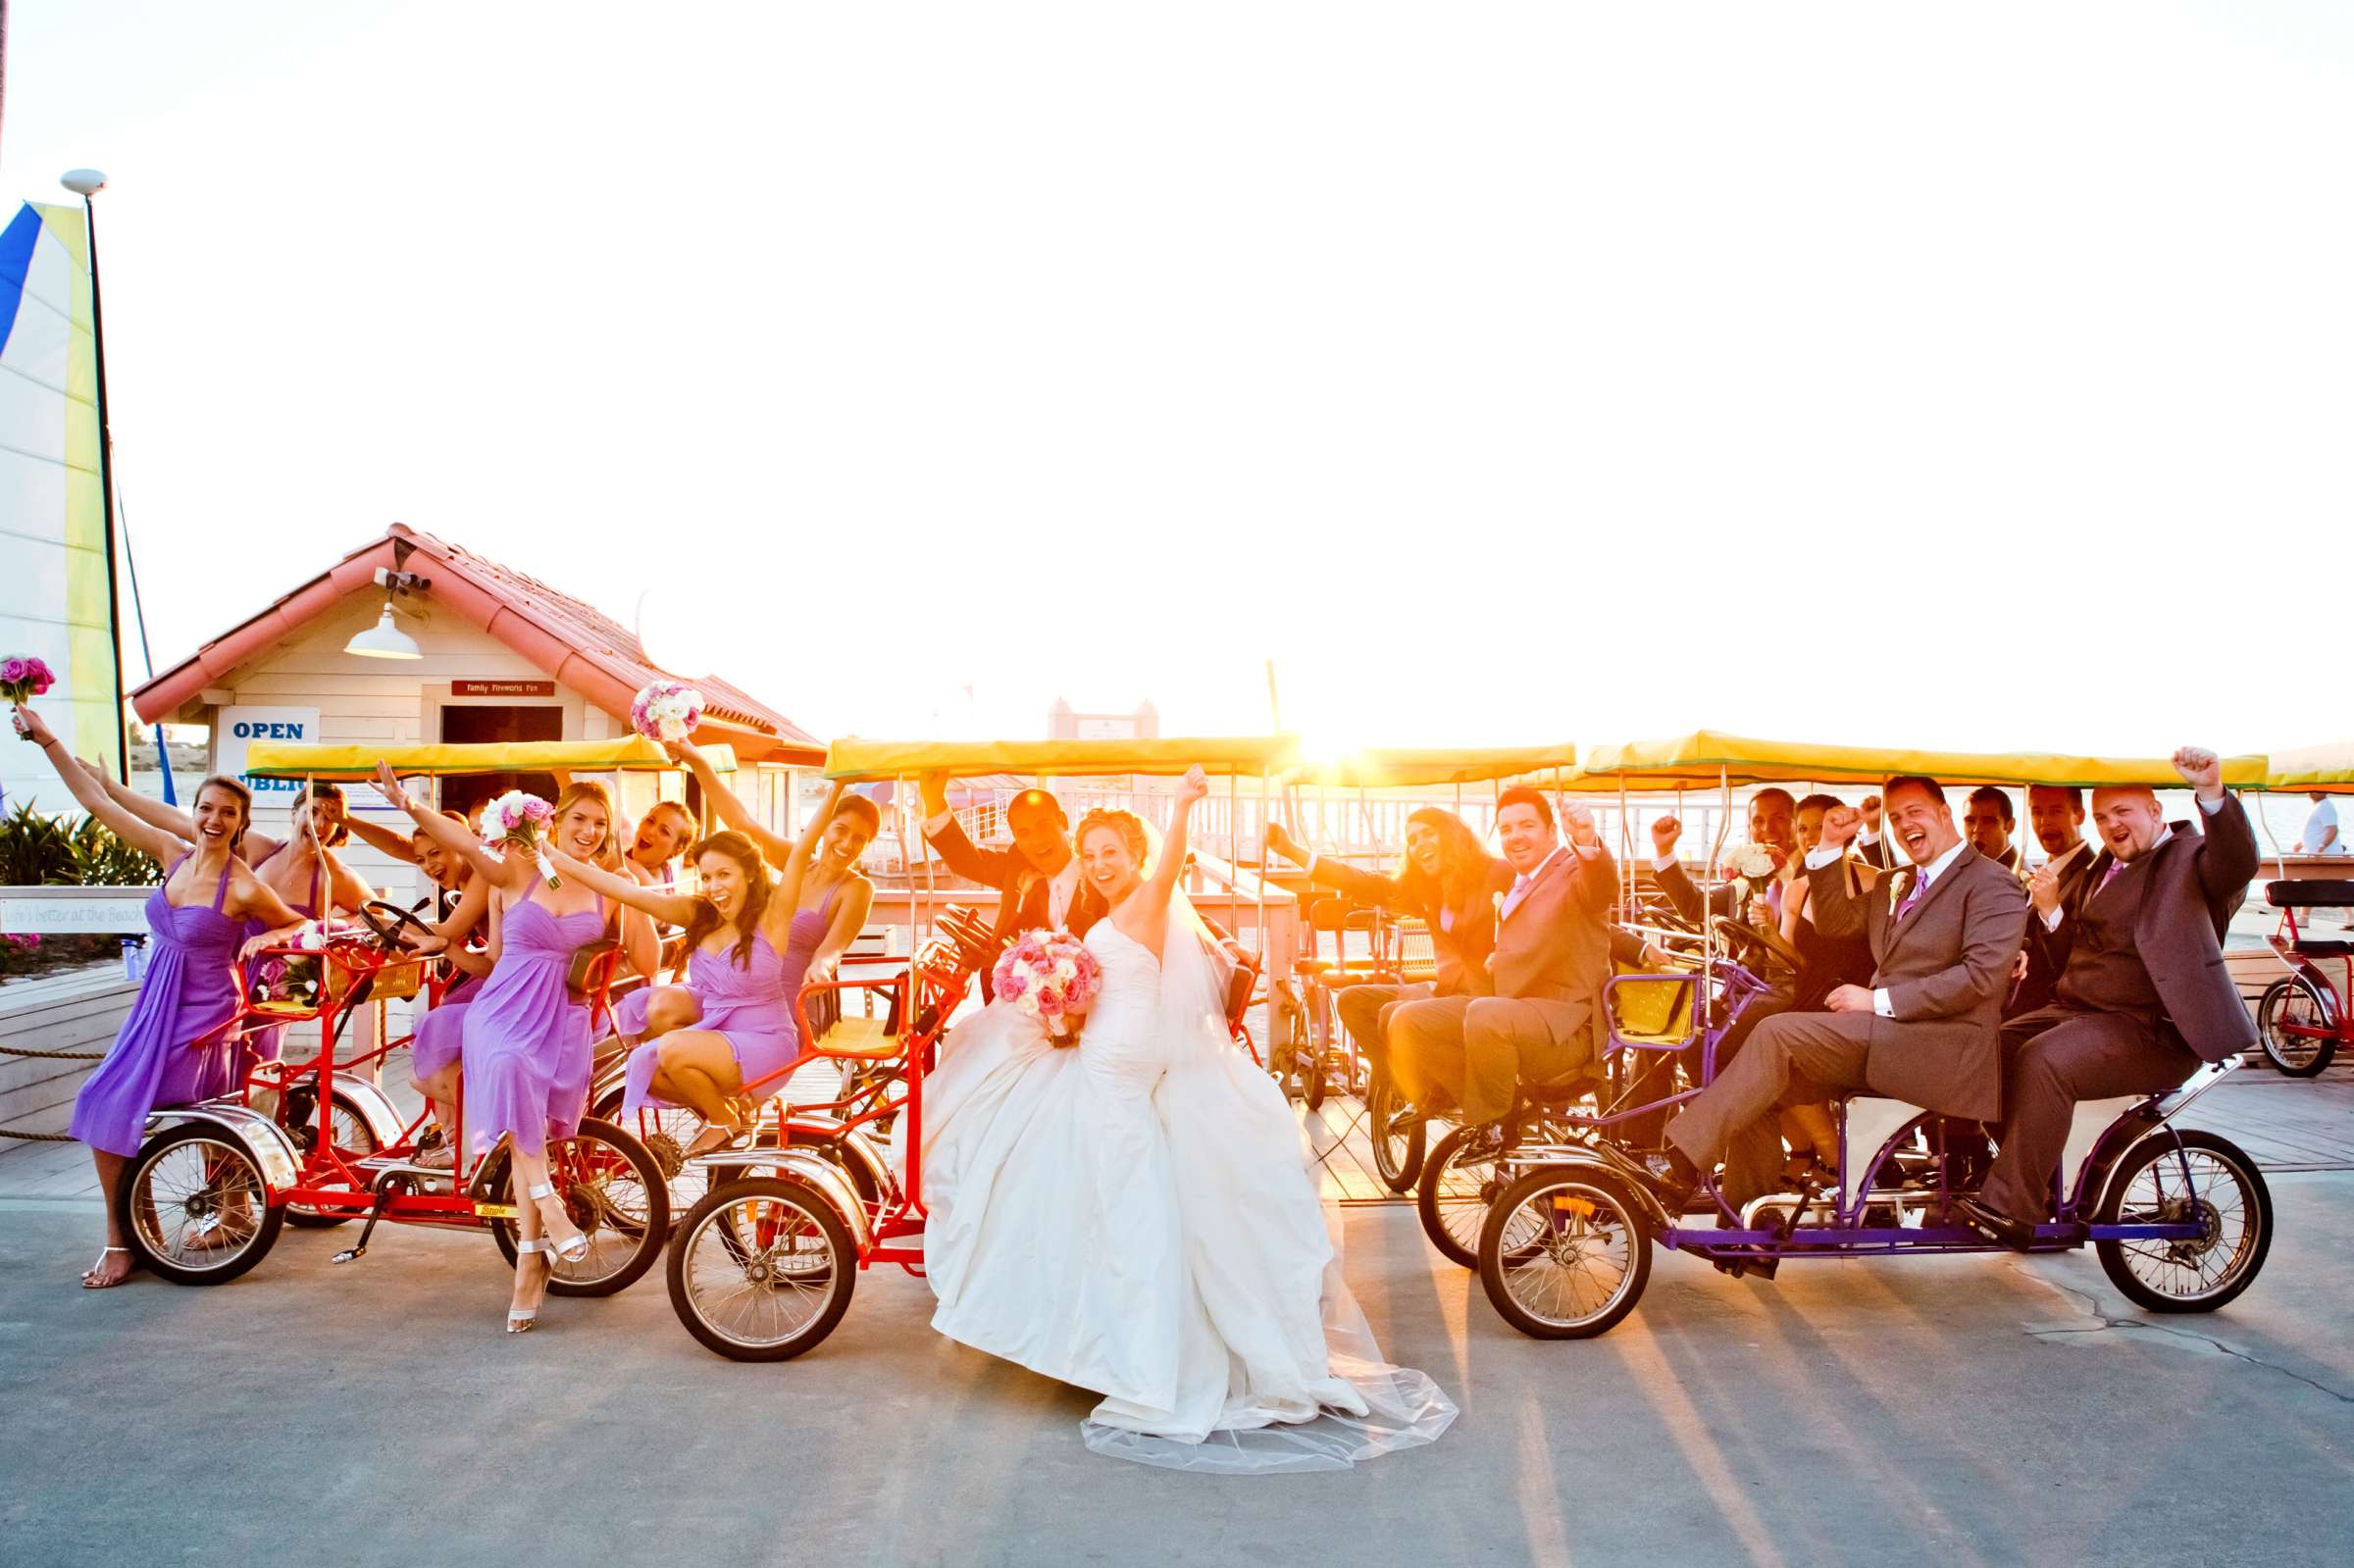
[5,2,2350,756]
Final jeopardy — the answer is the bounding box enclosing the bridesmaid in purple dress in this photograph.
[371,764,656,1332]
[19,708,307,1289]
[553,785,864,1156]
[74,764,375,1064]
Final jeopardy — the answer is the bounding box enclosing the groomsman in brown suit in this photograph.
[1962,748,2258,1244]
[919,773,1107,999]
[1388,786,1616,1129]
[1636,776,2029,1206]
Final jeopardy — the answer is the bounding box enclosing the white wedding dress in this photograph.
[908,894,1457,1473]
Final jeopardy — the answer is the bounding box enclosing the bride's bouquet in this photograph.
[630,680,703,744]
[2,655,56,738]
[482,789,562,887]
[1724,842,1780,920]
[992,930,1102,1045]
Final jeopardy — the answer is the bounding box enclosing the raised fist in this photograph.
[1818,804,1864,850]
[1562,802,1601,850]
[1175,764,1209,806]
[2172,746,2222,798]
[1861,795,1882,832]
[1650,816,1682,856]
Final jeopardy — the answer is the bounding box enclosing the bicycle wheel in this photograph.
[1478,1165,1652,1340]
[1416,1124,1510,1269]
[2255,975,2338,1077]
[589,1087,711,1230]
[119,1124,283,1286]
[1367,1072,1426,1193]
[490,1117,670,1296]
[2095,1130,2272,1314]
[280,1086,381,1229]
[668,1175,856,1361]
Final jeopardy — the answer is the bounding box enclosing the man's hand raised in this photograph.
[2172,746,2223,801]
[1650,816,1681,859]
[1818,804,1864,851]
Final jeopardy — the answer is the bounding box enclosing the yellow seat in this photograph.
[1610,966,1695,1047]
[814,1014,901,1062]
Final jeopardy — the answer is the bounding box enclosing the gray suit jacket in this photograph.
[1808,843,2028,1122]
[2050,794,2259,1062]
[1488,842,1618,1062]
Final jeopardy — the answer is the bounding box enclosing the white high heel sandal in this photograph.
[527,1182,590,1264]
[507,1239,548,1334]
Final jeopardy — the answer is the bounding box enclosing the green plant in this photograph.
[67,815,161,886]
[0,801,76,885]
[0,802,160,887]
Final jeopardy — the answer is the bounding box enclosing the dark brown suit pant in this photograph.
[1979,1006,2200,1223]
[1666,1010,1873,1171]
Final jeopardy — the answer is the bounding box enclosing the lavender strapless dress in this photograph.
[618,882,843,1112]
[70,857,244,1158]
[460,881,607,1158]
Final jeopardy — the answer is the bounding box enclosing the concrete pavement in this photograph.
[1,1170,2348,1567]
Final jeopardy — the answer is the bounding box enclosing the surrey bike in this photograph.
[113,740,682,1293]
[663,735,1293,1361]
[1470,734,2276,1339]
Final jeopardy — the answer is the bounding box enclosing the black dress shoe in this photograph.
[1602,1141,1700,1213]
[1954,1196,2036,1251]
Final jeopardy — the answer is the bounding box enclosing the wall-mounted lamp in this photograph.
[345,564,431,660]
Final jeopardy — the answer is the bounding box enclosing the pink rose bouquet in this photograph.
[631,680,703,744]
[3,654,57,738]
[482,788,562,887]
[991,929,1102,1045]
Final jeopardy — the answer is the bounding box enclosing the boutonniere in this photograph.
[1492,889,1508,921]
[1887,869,1915,914]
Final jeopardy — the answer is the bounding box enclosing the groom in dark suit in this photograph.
[1963,748,2258,1242]
[1640,775,2029,1205]
[920,773,1107,1000]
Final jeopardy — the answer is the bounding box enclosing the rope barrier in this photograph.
[0,1043,107,1060]
[0,1125,77,1141]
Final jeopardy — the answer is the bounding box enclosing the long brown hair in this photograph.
[1396,807,1490,913]
[681,831,773,970]
[193,774,254,857]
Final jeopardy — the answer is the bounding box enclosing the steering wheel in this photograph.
[1710,914,1805,977]
[357,898,439,953]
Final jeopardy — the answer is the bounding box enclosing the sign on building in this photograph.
[217,706,324,803]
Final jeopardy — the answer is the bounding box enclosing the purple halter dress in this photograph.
[459,879,608,1158]
[618,880,843,1114]
[70,857,244,1158]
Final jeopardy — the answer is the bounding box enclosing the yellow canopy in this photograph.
[243,736,733,781]
[2265,742,2354,793]
[1287,744,1581,789]
[823,735,1302,782]
[1568,731,2267,792]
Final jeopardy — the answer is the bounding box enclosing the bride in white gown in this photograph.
[909,766,1457,1473]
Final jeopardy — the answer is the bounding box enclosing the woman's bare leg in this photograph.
[81,1150,132,1286]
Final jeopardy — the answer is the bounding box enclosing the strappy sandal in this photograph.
[683,1121,747,1160]
[507,1239,548,1334]
[526,1182,590,1264]
[80,1245,133,1289]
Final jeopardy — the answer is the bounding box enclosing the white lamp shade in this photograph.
[61,169,109,197]
[345,601,422,660]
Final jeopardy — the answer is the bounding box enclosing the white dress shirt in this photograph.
[928,807,1084,930]
[1803,835,1965,1017]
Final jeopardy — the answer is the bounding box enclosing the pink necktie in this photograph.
[2098,858,2126,894]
